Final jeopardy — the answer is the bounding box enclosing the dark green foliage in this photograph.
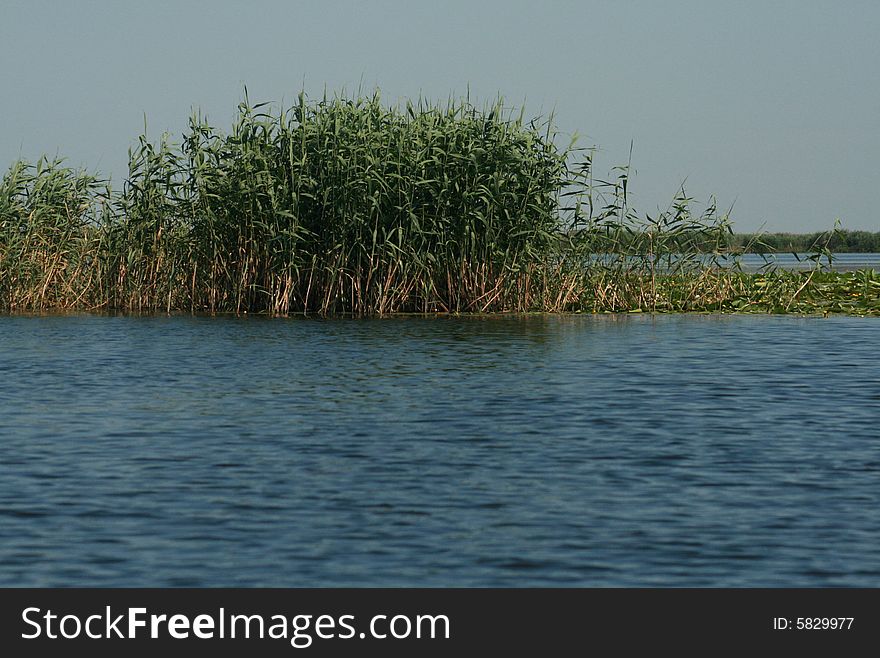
[729,230,880,254]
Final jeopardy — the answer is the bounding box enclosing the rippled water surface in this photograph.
[1,314,878,586]
[737,252,880,271]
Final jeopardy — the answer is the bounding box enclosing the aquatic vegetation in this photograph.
[1,90,877,316]
[0,158,110,310]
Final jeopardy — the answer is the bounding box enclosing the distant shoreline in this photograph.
[730,230,880,254]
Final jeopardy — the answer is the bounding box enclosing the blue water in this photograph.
[586,252,880,272]
[1,314,878,586]
[738,252,880,272]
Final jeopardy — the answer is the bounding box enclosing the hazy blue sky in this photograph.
[2,0,878,231]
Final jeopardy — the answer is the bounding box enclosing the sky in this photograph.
[1,0,878,232]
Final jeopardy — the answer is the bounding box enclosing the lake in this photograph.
[1,314,878,586]
[737,252,880,272]
[586,252,880,273]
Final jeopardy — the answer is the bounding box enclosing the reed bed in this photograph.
[1,91,878,316]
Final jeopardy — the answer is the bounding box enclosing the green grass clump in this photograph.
[119,92,574,315]
[0,158,110,310]
[93,91,569,315]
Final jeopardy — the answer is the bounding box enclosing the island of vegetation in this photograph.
[1,91,878,316]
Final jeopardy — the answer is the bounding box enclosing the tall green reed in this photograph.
[1,89,875,316]
[0,157,109,310]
